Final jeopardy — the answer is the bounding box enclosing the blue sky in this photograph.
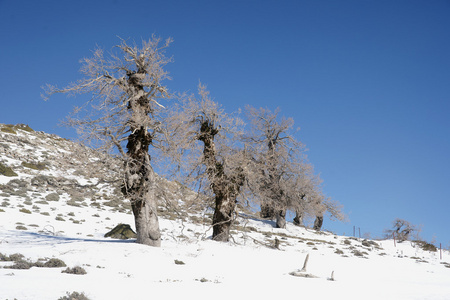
[1,0,449,245]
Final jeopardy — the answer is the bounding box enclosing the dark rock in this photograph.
[104,224,137,239]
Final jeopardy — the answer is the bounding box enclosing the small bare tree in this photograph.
[385,218,417,241]
[166,83,246,241]
[42,36,173,247]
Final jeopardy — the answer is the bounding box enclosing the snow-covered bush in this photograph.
[62,266,87,275]
[45,193,60,202]
[58,291,90,300]
[44,258,67,268]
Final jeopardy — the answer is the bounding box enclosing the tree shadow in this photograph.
[238,212,277,227]
[5,230,136,245]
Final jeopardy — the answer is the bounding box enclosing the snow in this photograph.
[1,196,450,300]
[1,127,450,299]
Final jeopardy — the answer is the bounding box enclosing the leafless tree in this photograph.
[165,83,247,242]
[244,106,304,228]
[42,36,173,247]
[385,218,417,241]
[244,106,344,230]
[292,167,324,227]
[291,170,345,230]
[287,160,345,230]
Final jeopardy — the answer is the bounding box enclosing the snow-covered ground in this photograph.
[1,125,450,299]
[1,209,450,300]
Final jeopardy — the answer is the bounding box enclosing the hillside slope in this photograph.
[1,124,449,300]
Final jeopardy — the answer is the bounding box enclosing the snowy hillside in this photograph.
[1,123,449,300]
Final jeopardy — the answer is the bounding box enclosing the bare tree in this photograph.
[385,218,417,241]
[245,106,344,230]
[289,162,345,230]
[42,36,173,247]
[292,168,323,227]
[245,106,305,228]
[165,83,247,242]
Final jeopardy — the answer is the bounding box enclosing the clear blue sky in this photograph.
[1,0,449,245]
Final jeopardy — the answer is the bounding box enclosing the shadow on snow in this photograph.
[2,230,136,245]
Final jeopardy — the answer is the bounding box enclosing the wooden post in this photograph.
[440,243,442,260]
[353,226,355,237]
[393,232,396,247]
[359,227,361,239]
[301,254,309,272]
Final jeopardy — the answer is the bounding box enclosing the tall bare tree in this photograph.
[42,36,173,247]
[166,84,246,241]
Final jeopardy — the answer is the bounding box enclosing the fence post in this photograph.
[393,232,396,247]
[440,243,442,260]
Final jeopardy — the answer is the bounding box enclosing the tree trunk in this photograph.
[130,164,161,246]
[260,202,275,219]
[212,194,235,242]
[125,124,161,247]
[132,195,161,247]
[198,120,243,242]
[275,208,286,229]
[313,215,323,231]
[293,209,303,226]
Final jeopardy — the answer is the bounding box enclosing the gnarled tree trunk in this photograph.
[275,208,286,229]
[212,193,236,241]
[313,215,323,231]
[132,197,161,246]
[129,162,161,246]
[198,120,243,242]
[125,126,161,246]
[293,209,303,226]
[123,68,162,246]
[260,202,275,219]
